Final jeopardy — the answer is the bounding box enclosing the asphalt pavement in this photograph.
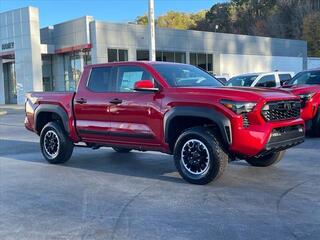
[0,107,319,240]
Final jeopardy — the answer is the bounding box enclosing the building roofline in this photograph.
[0,6,38,15]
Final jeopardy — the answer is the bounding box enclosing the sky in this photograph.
[0,0,227,27]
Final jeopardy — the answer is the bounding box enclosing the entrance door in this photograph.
[3,62,17,104]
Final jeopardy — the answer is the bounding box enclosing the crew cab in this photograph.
[226,72,294,88]
[25,62,305,184]
[282,68,320,136]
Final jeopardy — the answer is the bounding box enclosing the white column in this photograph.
[148,0,156,61]
[0,59,5,104]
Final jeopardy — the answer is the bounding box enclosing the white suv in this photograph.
[226,72,294,88]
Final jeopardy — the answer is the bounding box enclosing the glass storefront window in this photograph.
[175,52,186,63]
[156,51,162,61]
[108,49,118,62]
[119,49,128,61]
[162,51,175,62]
[147,50,186,63]
[189,52,213,73]
[107,49,128,62]
[63,50,91,91]
[137,50,149,61]
[42,55,53,91]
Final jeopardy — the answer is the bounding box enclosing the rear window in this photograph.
[279,74,292,84]
[87,67,113,92]
[226,75,258,87]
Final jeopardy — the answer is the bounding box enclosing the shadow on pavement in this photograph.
[0,139,185,184]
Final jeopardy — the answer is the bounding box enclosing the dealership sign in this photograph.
[2,42,14,50]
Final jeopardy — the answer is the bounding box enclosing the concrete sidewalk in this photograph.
[0,104,24,116]
[0,104,25,110]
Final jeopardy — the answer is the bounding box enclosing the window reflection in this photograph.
[189,53,213,73]
[63,50,91,91]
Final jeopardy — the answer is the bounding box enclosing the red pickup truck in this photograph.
[25,62,305,184]
[282,69,320,136]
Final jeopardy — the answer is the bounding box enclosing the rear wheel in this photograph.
[173,127,228,185]
[112,147,132,153]
[40,122,74,164]
[245,150,285,167]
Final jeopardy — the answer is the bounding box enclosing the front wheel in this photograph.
[245,150,286,167]
[173,127,229,185]
[40,122,74,164]
[311,108,320,137]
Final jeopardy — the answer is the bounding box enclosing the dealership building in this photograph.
[0,6,308,104]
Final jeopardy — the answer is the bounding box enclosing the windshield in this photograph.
[152,64,223,87]
[287,70,320,85]
[226,75,259,87]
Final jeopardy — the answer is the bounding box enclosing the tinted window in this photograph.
[119,50,128,61]
[226,75,258,87]
[279,74,292,82]
[108,49,117,62]
[153,63,222,87]
[116,66,154,92]
[137,50,149,61]
[255,75,276,87]
[108,49,128,62]
[87,67,113,92]
[288,71,320,85]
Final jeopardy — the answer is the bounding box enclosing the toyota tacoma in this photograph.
[282,68,320,136]
[25,62,305,184]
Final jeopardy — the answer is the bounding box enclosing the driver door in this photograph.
[104,64,164,147]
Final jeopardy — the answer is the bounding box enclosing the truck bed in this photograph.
[25,91,77,138]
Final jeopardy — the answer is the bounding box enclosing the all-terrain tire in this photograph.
[40,122,74,164]
[311,108,320,137]
[245,150,286,167]
[173,127,229,185]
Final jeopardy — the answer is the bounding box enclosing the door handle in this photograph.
[109,98,123,105]
[76,98,87,104]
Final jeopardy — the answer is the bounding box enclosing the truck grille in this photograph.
[262,101,301,121]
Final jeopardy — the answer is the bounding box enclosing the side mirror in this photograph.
[134,80,159,92]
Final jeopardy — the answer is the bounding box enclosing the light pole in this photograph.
[148,0,156,61]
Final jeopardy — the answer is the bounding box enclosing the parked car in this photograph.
[282,68,320,136]
[212,74,229,84]
[25,62,305,185]
[226,72,294,88]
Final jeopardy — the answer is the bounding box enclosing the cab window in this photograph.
[255,75,276,87]
[115,66,155,92]
[87,67,113,92]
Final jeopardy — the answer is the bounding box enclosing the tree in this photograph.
[198,3,231,32]
[134,0,320,56]
[135,14,149,25]
[302,12,320,56]
[157,11,196,30]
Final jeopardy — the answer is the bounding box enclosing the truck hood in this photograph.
[176,86,299,102]
[281,84,320,95]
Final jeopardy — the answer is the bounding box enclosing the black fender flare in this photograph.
[34,104,70,134]
[163,106,232,146]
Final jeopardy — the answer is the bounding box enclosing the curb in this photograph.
[0,110,7,116]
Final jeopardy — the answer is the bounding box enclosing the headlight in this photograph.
[220,100,256,114]
[298,92,315,101]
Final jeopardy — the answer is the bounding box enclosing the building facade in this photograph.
[1,6,308,104]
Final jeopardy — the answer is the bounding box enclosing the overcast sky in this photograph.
[0,0,228,27]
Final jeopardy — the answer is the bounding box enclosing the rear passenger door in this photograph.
[74,66,115,141]
[254,74,277,88]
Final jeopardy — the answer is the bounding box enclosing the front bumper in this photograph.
[229,118,305,157]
